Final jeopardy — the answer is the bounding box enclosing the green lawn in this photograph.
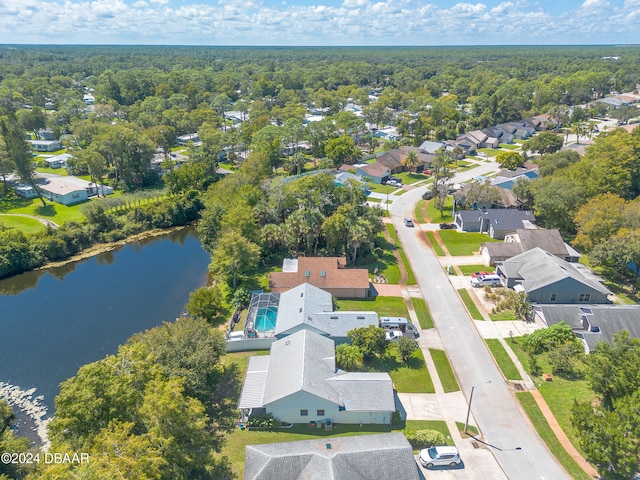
[385,224,417,285]
[457,264,494,276]
[499,143,520,150]
[516,392,592,480]
[411,297,434,329]
[455,421,478,437]
[0,215,45,234]
[396,171,428,185]
[477,148,502,157]
[456,288,484,320]
[438,230,500,256]
[366,182,397,194]
[425,231,445,256]
[356,234,401,284]
[367,347,434,394]
[0,196,86,224]
[335,296,409,318]
[429,348,460,393]
[484,339,522,380]
[425,196,453,222]
[455,160,473,169]
[405,420,454,446]
[36,167,69,176]
[489,310,516,321]
[367,196,382,203]
[414,200,425,223]
[508,338,594,454]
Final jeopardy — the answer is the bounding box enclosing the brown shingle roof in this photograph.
[270,257,370,291]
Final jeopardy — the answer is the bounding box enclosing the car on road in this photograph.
[439,223,456,229]
[421,190,432,200]
[404,217,414,227]
[419,446,461,468]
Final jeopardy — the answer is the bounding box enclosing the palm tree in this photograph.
[571,122,588,145]
[402,150,421,172]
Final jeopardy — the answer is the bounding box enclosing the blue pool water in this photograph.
[255,307,278,331]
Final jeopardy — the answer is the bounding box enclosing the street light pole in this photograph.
[464,380,492,434]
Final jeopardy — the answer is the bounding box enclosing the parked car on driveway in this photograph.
[404,217,414,227]
[387,179,402,187]
[439,223,456,229]
[419,446,461,468]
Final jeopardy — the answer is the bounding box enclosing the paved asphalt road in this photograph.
[391,162,571,480]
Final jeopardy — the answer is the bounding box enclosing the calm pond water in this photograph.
[0,227,210,441]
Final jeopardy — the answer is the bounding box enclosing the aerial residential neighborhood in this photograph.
[1,39,640,480]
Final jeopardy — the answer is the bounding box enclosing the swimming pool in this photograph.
[254,307,278,332]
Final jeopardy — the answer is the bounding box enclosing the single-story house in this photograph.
[482,126,513,144]
[244,432,421,480]
[44,153,71,169]
[38,177,88,206]
[272,283,378,341]
[455,209,536,239]
[523,114,553,131]
[270,257,370,298]
[238,330,395,425]
[418,140,445,154]
[480,228,580,265]
[375,147,434,173]
[496,248,611,304]
[355,163,390,184]
[29,139,61,152]
[57,175,114,197]
[456,130,499,149]
[532,304,640,352]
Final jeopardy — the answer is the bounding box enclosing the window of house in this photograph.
[579,293,591,302]
[550,293,557,302]
[317,409,325,416]
[300,409,308,417]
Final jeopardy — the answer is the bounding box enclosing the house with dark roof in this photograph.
[375,147,434,174]
[355,163,390,184]
[533,304,640,352]
[480,228,580,265]
[270,257,370,298]
[454,209,536,239]
[238,330,395,425]
[244,432,421,480]
[496,248,611,304]
[456,130,499,149]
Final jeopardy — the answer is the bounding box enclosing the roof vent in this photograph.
[299,308,303,313]
[325,443,332,450]
[300,292,304,297]
[591,326,600,333]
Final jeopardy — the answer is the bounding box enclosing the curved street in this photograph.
[390,161,571,480]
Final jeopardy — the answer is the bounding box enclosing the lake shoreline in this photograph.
[37,225,193,271]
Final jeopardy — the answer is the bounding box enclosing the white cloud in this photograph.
[343,0,368,6]
[0,0,635,45]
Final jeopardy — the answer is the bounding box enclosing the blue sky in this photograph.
[0,0,638,46]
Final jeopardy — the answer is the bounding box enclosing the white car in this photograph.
[419,446,461,468]
[385,331,401,342]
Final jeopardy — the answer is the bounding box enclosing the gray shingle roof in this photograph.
[274,283,378,337]
[536,304,640,351]
[326,372,395,412]
[244,432,420,480]
[263,330,340,406]
[501,248,610,294]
